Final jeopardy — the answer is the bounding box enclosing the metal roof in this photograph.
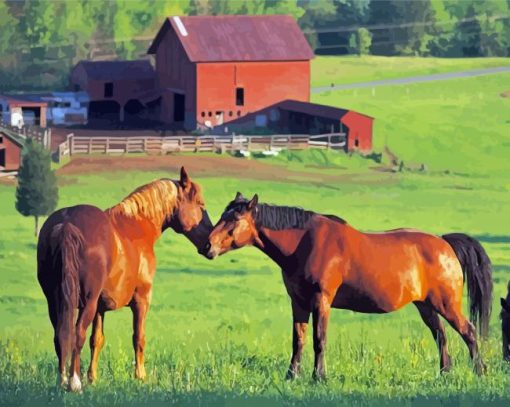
[74,60,155,81]
[148,15,314,62]
[0,94,48,108]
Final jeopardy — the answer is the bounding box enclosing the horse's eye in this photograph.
[227,228,234,237]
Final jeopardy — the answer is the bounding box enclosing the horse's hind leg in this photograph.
[87,309,105,384]
[414,301,451,373]
[45,291,69,387]
[69,297,99,392]
[435,301,485,375]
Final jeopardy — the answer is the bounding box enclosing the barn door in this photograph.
[173,93,185,122]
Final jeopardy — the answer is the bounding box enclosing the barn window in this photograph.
[208,111,212,117]
[0,136,3,144]
[355,139,359,147]
[236,88,244,106]
[104,82,114,98]
[229,111,233,117]
[201,112,205,117]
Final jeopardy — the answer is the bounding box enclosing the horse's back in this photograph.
[313,218,462,312]
[37,205,114,287]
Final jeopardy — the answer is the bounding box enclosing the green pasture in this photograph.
[311,55,510,87]
[1,59,510,405]
[1,154,510,405]
[313,72,510,175]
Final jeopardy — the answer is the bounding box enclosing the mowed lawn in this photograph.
[1,58,510,405]
[311,55,510,87]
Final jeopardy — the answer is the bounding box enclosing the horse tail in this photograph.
[51,222,84,366]
[442,233,493,338]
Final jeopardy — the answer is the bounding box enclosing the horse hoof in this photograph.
[68,373,83,393]
[285,369,298,380]
[312,372,327,383]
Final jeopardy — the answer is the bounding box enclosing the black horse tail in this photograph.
[442,233,493,338]
[51,222,84,367]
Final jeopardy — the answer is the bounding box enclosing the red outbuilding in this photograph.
[0,129,23,171]
[148,15,314,129]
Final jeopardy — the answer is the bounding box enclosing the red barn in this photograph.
[0,129,23,171]
[148,15,314,129]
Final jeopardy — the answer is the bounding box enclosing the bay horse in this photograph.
[206,193,493,379]
[37,167,212,392]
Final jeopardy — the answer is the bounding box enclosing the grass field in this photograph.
[1,58,510,405]
[311,55,510,87]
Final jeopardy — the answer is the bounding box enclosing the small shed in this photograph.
[215,99,374,153]
[71,60,158,123]
[0,94,48,128]
[0,129,24,171]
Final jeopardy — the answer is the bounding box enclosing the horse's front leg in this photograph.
[130,289,151,380]
[312,292,331,381]
[286,299,310,379]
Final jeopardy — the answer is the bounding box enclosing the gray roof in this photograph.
[75,60,155,81]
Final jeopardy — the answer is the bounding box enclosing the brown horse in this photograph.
[206,193,493,379]
[37,168,212,392]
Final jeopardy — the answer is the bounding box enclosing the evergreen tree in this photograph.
[15,139,58,237]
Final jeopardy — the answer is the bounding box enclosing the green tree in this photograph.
[349,27,372,55]
[15,139,58,237]
[0,0,17,57]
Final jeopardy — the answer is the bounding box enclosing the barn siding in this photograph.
[341,111,373,153]
[196,61,310,127]
[155,27,196,127]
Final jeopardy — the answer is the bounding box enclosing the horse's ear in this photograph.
[234,191,245,202]
[180,166,191,189]
[247,194,258,210]
[501,298,510,313]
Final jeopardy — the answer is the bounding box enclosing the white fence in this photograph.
[57,133,347,162]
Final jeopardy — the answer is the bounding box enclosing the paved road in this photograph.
[311,65,510,93]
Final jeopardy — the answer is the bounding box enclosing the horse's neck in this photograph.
[108,212,162,247]
[257,226,307,267]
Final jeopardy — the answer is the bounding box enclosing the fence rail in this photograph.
[0,119,51,148]
[57,133,346,161]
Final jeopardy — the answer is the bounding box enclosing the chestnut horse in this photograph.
[37,168,212,392]
[206,193,493,379]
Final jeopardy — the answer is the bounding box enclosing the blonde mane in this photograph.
[107,179,178,227]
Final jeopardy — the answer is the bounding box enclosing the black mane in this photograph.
[224,200,346,231]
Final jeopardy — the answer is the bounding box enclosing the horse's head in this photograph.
[205,192,261,260]
[170,167,213,255]
[501,282,510,361]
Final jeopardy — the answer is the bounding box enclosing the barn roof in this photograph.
[0,128,25,148]
[278,100,375,120]
[148,15,314,62]
[74,60,155,81]
[0,94,48,108]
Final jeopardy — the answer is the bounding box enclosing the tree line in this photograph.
[0,0,509,91]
